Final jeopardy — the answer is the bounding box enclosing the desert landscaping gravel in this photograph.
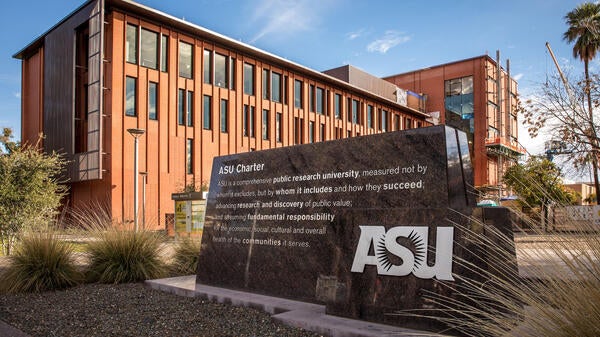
[0,282,323,337]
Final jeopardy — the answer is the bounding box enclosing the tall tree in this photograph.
[564,2,600,195]
[503,157,577,208]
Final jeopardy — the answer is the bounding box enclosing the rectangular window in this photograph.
[367,105,373,128]
[294,117,299,144]
[347,98,352,122]
[178,41,193,78]
[187,91,194,126]
[203,49,212,84]
[126,24,138,64]
[243,63,255,95]
[271,72,281,102]
[262,109,270,140]
[316,87,324,114]
[229,57,235,90]
[148,82,157,120]
[243,105,255,137]
[178,89,185,125]
[381,109,388,132]
[214,53,227,88]
[309,121,315,143]
[320,123,325,142]
[243,105,248,136]
[220,99,228,133]
[395,114,401,131]
[125,76,136,116]
[276,112,282,142]
[294,80,302,108]
[140,28,158,69]
[160,35,168,72]
[186,139,193,174]
[406,117,412,129]
[203,95,211,130]
[309,84,315,112]
[334,93,341,118]
[249,106,255,137]
[262,69,269,99]
[352,99,359,123]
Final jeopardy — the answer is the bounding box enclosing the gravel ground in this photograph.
[0,282,323,337]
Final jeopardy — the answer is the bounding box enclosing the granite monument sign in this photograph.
[196,125,513,330]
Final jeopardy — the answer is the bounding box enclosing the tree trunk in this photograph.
[584,59,600,197]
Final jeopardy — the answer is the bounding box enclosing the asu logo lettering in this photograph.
[350,226,455,281]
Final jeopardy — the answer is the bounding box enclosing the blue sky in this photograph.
[0,0,588,156]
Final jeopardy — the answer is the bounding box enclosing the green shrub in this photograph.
[170,238,201,276]
[86,229,166,283]
[0,232,83,293]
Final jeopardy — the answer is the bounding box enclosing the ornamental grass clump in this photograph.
[403,161,600,336]
[86,228,167,284]
[170,238,201,276]
[0,232,83,293]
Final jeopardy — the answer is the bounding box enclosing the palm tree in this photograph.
[564,2,600,197]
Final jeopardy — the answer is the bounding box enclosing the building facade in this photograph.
[384,54,526,198]
[15,0,431,229]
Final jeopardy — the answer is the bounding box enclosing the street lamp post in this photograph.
[127,128,145,232]
[140,171,147,230]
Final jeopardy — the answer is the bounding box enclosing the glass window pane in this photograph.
[125,76,136,116]
[334,94,341,118]
[316,87,324,114]
[203,50,212,84]
[203,95,211,130]
[352,99,359,123]
[186,139,193,174]
[243,105,248,136]
[178,89,185,125]
[367,105,373,128]
[229,57,235,90]
[160,35,168,72]
[462,76,473,94]
[140,28,158,69]
[262,109,269,140]
[178,41,193,78]
[187,91,194,126]
[276,112,282,142]
[220,99,228,133]
[262,69,269,99]
[215,53,227,88]
[309,85,315,111]
[243,63,254,95]
[294,80,302,108]
[126,24,138,64]
[148,82,157,120]
[250,106,255,137]
[272,72,281,102]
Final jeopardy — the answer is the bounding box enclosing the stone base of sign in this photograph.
[146,276,448,337]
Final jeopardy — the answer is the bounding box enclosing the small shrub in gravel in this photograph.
[0,232,83,293]
[170,238,201,275]
[86,229,167,283]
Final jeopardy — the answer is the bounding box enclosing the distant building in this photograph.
[564,183,596,205]
[384,55,526,198]
[14,0,430,229]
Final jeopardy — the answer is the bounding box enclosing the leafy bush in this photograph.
[0,232,83,293]
[170,238,201,276]
[86,229,167,283]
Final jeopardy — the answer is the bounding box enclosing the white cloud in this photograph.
[249,0,332,43]
[513,73,524,81]
[366,30,410,54]
[346,28,366,40]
